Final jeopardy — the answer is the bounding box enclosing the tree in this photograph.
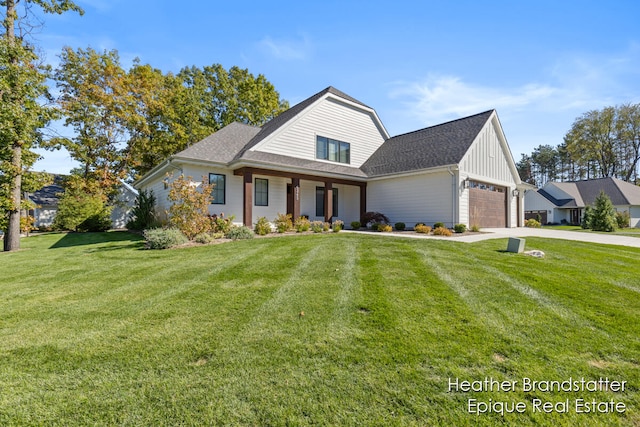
[586,190,617,232]
[51,46,131,193]
[166,174,215,240]
[52,175,111,232]
[1,0,83,251]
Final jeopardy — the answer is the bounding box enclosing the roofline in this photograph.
[230,159,368,182]
[366,164,459,181]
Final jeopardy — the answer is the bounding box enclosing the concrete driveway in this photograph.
[344,228,640,248]
[453,227,640,248]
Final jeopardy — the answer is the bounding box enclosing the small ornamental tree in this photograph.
[589,190,617,232]
[127,189,157,230]
[52,177,112,232]
[166,174,214,239]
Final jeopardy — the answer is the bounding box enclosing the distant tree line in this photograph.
[517,104,640,187]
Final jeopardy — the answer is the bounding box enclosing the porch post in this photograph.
[324,181,333,223]
[292,177,301,220]
[359,183,366,222]
[243,170,253,226]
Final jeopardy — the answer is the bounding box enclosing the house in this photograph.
[135,87,526,228]
[28,181,64,228]
[524,177,640,227]
[27,178,138,229]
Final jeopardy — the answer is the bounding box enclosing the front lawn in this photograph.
[0,232,638,426]
[543,224,640,237]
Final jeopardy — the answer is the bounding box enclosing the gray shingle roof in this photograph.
[28,184,63,207]
[539,177,640,207]
[361,110,494,177]
[576,177,640,206]
[239,150,368,178]
[175,122,261,163]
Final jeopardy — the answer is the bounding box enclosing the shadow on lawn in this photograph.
[49,231,145,250]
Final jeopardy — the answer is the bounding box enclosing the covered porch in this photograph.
[233,167,367,226]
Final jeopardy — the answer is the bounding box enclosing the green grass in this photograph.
[1,231,638,426]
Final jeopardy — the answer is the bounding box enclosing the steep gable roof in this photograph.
[29,184,64,207]
[361,110,494,177]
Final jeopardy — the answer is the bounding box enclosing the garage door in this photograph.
[468,181,506,228]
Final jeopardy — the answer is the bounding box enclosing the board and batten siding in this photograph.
[367,172,454,227]
[252,98,386,168]
[629,206,640,227]
[299,180,360,223]
[459,117,520,227]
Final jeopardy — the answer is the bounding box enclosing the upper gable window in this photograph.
[316,136,350,164]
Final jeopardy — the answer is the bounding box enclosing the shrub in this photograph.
[310,221,324,233]
[294,216,311,232]
[127,190,157,231]
[581,206,592,229]
[616,211,630,229]
[378,224,393,232]
[525,218,541,228]
[332,220,344,232]
[360,212,389,227]
[433,222,445,229]
[53,185,112,232]
[453,223,467,233]
[323,222,330,232]
[414,224,431,234]
[274,213,293,233]
[20,216,35,234]
[144,228,188,249]
[470,224,481,232]
[394,222,406,231]
[254,217,272,235]
[167,174,214,239]
[77,211,112,232]
[210,213,234,234]
[194,233,216,244]
[350,221,361,230]
[226,226,254,240]
[370,222,380,231]
[433,226,453,236]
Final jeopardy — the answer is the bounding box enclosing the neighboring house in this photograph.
[28,182,64,228]
[111,181,139,229]
[135,86,526,228]
[27,178,138,229]
[524,177,640,227]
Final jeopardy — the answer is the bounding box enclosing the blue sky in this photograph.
[31,0,640,174]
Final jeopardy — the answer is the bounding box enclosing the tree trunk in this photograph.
[2,0,22,251]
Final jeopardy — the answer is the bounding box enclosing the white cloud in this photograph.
[258,35,311,60]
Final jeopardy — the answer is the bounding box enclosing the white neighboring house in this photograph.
[135,87,526,228]
[28,182,64,228]
[524,177,640,227]
[27,178,138,229]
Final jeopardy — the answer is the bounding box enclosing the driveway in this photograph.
[344,228,640,248]
[451,227,640,248]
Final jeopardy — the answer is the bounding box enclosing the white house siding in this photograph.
[252,98,386,168]
[524,190,556,223]
[299,180,360,224]
[459,118,520,227]
[630,206,640,227]
[33,207,57,228]
[367,172,454,228]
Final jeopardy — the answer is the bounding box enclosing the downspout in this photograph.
[448,166,457,227]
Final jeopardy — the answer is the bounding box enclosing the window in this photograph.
[209,173,225,204]
[255,178,268,206]
[316,136,350,164]
[315,187,338,217]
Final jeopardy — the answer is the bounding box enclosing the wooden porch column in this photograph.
[243,170,253,226]
[359,184,367,222]
[324,181,333,223]
[292,177,301,220]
